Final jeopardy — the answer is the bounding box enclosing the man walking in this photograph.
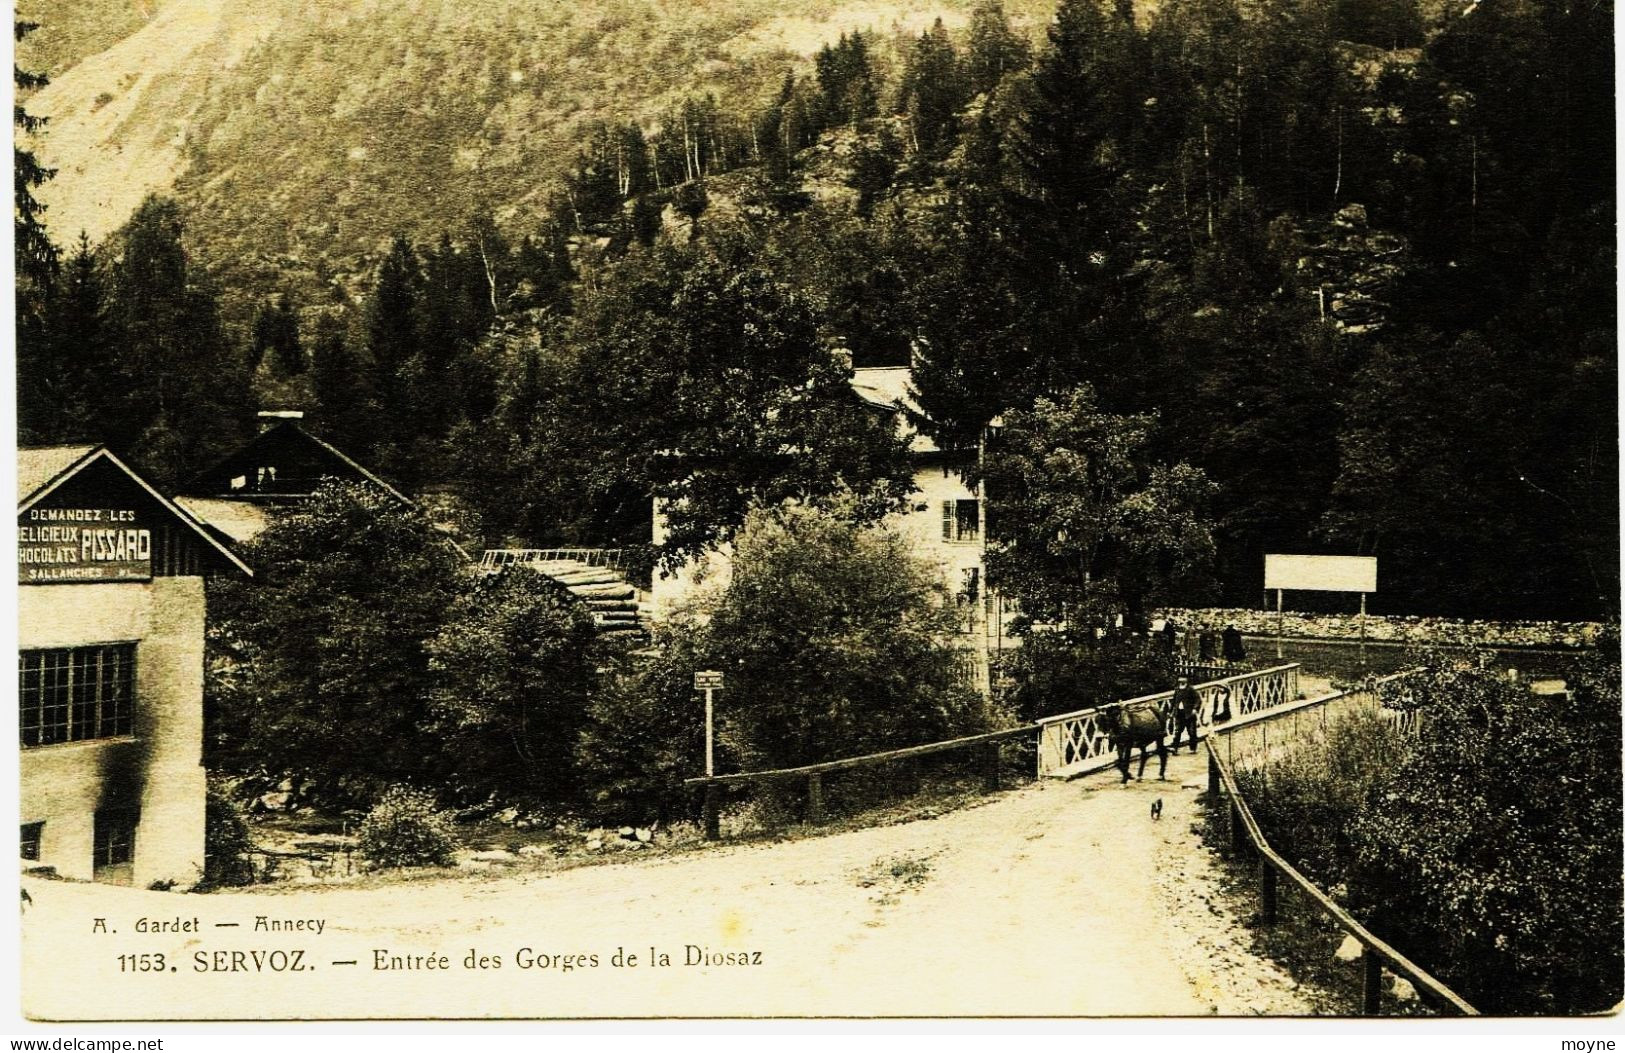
[1169,674,1202,754]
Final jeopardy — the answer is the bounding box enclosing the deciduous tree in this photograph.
[427,569,601,805]
[978,385,1217,630]
[207,481,465,802]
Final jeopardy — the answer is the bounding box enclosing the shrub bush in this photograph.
[357,786,459,869]
[201,786,257,888]
[1234,710,1409,888]
[1234,647,1624,1015]
[575,625,707,827]
[427,570,600,806]
[1348,650,1623,1014]
[694,504,997,772]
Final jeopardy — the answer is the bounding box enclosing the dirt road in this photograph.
[24,754,1314,1020]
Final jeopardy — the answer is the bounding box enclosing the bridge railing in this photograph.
[1216,670,1422,774]
[1035,664,1301,778]
[680,662,1305,839]
[1204,668,1473,1016]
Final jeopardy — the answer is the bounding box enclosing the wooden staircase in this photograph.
[478,549,650,642]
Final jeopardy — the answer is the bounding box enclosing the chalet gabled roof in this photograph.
[180,420,413,506]
[19,445,253,577]
[19,444,100,503]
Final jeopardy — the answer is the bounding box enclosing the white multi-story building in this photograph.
[650,366,1008,692]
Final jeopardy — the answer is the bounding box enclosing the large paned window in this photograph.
[19,644,136,747]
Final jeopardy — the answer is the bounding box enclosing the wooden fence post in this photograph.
[982,742,1002,793]
[1362,948,1384,1015]
[1229,800,1244,855]
[1258,862,1278,925]
[703,782,720,842]
[807,773,825,823]
[1207,750,1220,797]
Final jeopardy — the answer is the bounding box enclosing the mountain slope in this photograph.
[16,0,178,78]
[23,0,299,247]
[24,0,1053,274]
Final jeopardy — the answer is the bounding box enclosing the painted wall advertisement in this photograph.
[18,506,153,583]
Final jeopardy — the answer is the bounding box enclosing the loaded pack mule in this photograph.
[1100,700,1170,783]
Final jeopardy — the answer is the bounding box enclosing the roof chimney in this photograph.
[257,409,305,432]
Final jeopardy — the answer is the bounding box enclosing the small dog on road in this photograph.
[1150,797,1163,821]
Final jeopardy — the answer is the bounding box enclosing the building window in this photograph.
[19,644,136,748]
[94,811,137,869]
[941,499,980,543]
[20,823,43,861]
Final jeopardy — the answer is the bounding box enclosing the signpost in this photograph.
[694,670,724,777]
[1263,555,1379,663]
[694,671,725,840]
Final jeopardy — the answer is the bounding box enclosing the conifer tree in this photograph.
[14,20,56,305]
[816,32,880,127]
[898,19,968,156]
[1005,0,1136,399]
[310,312,381,456]
[250,294,305,375]
[964,0,1032,98]
[512,224,575,316]
[105,196,249,482]
[365,235,424,469]
[16,19,61,442]
[24,233,106,443]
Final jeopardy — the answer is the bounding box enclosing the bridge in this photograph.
[20,665,1473,1019]
[684,662,1475,1016]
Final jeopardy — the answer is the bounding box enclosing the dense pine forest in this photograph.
[16,0,1617,619]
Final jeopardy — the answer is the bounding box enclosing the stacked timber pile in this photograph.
[517,559,650,642]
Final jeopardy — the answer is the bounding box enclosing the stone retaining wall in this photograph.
[1158,608,1602,650]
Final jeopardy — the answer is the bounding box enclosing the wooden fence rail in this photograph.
[1204,676,1476,1017]
[683,725,1034,840]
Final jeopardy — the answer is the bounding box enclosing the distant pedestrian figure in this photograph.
[1222,623,1247,664]
[1198,626,1218,662]
[1159,618,1178,654]
[1169,675,1202,754]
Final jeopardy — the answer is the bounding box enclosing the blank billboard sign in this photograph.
[1264,554,1377,593]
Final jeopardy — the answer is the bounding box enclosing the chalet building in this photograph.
[174,412,415,546]
[650,366,1010,692]
[19,445,251,886]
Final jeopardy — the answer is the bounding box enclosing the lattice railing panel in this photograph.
[1219,672,1422,774]
[1036,664,1301,777]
